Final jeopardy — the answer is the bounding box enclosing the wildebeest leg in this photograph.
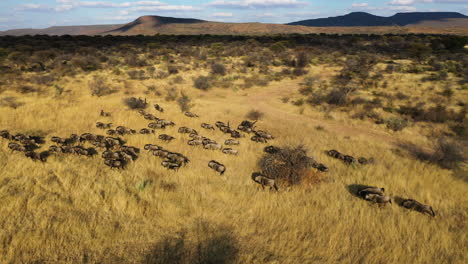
[261,185,265,190]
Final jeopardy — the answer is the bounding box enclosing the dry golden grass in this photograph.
[0,65,467,263]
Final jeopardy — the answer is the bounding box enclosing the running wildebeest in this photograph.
[251,136,267,143]
[161,161,180,170]
[401,199,436,217]
[144,144,162,151]
[8,142,26,152]
[159,134,175,142]
[208,160,226,175]
[178,127,197,134]
[238,120,256,133]
[224,139,239,145]
[184,112,199,118]
[96,122,112,129]
[140,128,155,134]
[222,148,238,155]
[104,159,126,169]
[204,143,222,150]
[251,172,278,191]
[201,123,215,130]
[154,104,164,112]
[230,130,243,138]
[148,122,166,129]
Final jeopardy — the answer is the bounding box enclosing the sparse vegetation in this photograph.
[0,33,466,263]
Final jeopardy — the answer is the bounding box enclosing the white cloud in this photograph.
[388,0,415,5]
[352,3,369,7]
[207,0,308,9]
[212,12,234,17]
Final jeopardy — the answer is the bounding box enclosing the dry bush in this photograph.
[326,87,354,106]
[177,92,193,113]
[89,75,114,97]
[165,87,179,101]
[122,97,148,110]
[386,117,410,132]
[167,65,179,75]
[433,137,466,170]
[211,63,226,75]
[245,109,264,121]
[0,96,24,109]
[194,76,211,91]
[258,145,315,185]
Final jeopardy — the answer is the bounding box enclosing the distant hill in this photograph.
[106,15,206,34]
[0,13,467,36]
[288,12,467,27]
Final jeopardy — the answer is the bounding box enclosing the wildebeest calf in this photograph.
[251,172,278,191]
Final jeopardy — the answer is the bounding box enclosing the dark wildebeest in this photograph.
[8,142,26,152]
[208,160,226,175]
[148,122,166,129]
[159,134,175,142]
[251,136,267,143]
[264,146,281,154]
[401,199,436,217]
[224,139,239,145]
[140,128,155,134]
[201,123,215,130]
[222,148,238,155]
[358,187,385,198]
[251,172,278,191]
[104,159,126,169]
[363,193,392,206]
[185,112,199,118]
[154,104,164,112]
[178,127,197,134]
[100,110,111,117]
[161,161,180,170]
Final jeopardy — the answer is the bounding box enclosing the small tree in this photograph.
[211,63,226,75]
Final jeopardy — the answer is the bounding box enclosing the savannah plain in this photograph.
[0,34,466,263]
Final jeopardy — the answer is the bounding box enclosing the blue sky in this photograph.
[0,0,467,30]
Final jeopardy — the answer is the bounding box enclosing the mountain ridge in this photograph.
[0,12,467,36]
[287,11,467,27]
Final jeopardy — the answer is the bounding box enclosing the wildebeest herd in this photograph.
[0,98,436,218]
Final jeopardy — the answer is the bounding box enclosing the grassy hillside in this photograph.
[0,35,466,263]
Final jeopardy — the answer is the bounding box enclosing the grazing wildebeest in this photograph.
[144,144,162,151]
[264,146,281,154]
[159,134,175,142]
[8,142,26,152]
[100,110,111,117]
[161,161,180,170]
[140,128,155,134]
[251,136,267,143]
[148,122,166,129]
[104,159,125,169]
[144,113,158,121]
[203,143,222,150]
[364,193,392,206]
[208,160,226,175]
[358,187,385,198]
[230,130,243,138]
[96,122,112,129]
[188,139,203,146]
[327,149,345,160]
[222,148,238,155]
[224,139,239,145]
[166,153,190,165]
[343,155,357,164]
[401,199,436,217]
[238,120,256,133]
[178,127,197,134]
[251,172,278,191]
[184,112,199,118]
[201,123,215,130]
[0,130,12,140]
[154,104,164,112]
[153,149,170,158]
[255,130,274,140]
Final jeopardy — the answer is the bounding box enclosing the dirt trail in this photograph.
[234,80,401,146]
